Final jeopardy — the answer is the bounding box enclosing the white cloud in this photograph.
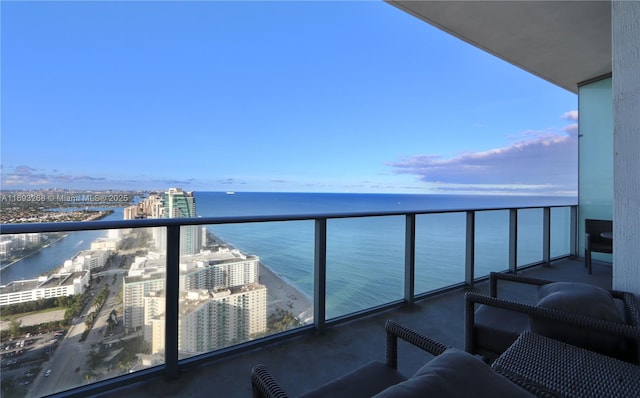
[387,125,578,195]
[563,110,578,122]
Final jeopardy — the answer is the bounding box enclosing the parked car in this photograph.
[44,369,52,377]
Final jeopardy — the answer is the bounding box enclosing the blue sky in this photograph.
[1,1,578,196]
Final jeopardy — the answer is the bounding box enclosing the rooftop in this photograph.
[0,272,85,293]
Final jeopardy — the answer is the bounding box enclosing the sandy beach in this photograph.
[258,262,313,324]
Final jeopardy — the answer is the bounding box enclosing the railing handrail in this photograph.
[0,203,578,397]
[0,203,576,234]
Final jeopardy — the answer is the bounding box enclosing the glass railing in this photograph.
[0,204,577,397]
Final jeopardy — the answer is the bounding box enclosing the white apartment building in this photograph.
[0,239,12,261]
[148,285,267,355]
[62,249,110,273]
[143,290,165,346]
[123,247,266,354]
[123,271,166,333]
[0,271,90,307]
[179,250,259,291]
[0,233,43,260]
[91,238,119,251]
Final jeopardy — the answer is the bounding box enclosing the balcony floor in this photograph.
[97,258,612,398]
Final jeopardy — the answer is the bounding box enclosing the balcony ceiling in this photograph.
[387,1,611,93]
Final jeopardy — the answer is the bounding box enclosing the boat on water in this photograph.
[226,191,235,195]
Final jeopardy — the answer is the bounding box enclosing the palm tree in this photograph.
[8,319,22,338]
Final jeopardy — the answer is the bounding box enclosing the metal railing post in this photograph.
[314,218,327,329]
[509,209,518,273]
[0,204,580,398]
[571,205,579,258]
[543,207,551,265]
[165,225,180,380]
[465,211,475,286]
[404,214,416,305]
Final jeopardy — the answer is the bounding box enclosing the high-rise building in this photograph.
[149,285,267,355]
[179,286,267,354]
[163,188,201,256]
[123,248,267,354]
[123,256,166,333]
[180,255,259,291]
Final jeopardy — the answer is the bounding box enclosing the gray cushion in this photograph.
[373,348,533,397]
[530,282,627,357]
[301,360,406,398]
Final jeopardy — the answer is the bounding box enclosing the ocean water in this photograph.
[196,192,576,318]
[0,209,124,284]
[1,193,575,319]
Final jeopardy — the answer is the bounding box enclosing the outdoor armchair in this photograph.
[251,320,533,398]
[465,272,640,363]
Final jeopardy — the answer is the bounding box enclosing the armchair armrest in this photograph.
[488,272,553,297]
[621,291,640,327]
[251,364,288,398]
[384,320,448,369]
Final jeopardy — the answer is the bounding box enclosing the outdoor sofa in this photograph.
[465,272,640,363]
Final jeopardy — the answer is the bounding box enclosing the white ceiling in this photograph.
[387,1,612,93]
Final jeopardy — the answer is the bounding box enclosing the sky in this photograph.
[0,1,578,196]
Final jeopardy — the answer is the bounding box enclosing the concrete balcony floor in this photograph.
[97,258,612,398]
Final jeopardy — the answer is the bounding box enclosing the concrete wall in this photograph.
[612,1,640,295]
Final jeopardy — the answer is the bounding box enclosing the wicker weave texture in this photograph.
[250,320,450,398]
[492,332,640,398]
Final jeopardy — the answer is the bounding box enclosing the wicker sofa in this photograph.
[465,272,640,363]
[251,320,534,398]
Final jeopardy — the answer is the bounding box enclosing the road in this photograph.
[26,274,124,397]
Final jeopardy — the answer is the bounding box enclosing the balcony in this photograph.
[100,257,610,398]
[0,203,603,397]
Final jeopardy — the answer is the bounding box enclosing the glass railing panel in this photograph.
[474,210,510,278]
[174,221,314,360]
[517,208,543,266]
[325,216,404,319]
[551,207,572,258]
[414,212,466,293]
[102,225,167,383]
[0,204,579,396]
[0,226,164,397]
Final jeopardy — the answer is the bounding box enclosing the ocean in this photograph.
[196,192,576,318]
[1,192,576,319]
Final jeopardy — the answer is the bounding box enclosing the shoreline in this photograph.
[258,261,313,324]
[208,230,313,324]
[0,234,69,272]
[0,210,112,273]
[3,225,314,326]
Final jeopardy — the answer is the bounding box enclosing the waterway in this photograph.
[0,209,124,284]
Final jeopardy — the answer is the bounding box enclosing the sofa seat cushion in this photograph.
[300,360,406,398]
[474,304,530,355]
[373,348,533,397]
[531,282,627,358]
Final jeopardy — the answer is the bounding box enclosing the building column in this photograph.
[612,0,640,295]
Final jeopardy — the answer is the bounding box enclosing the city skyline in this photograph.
[1,1,578,196]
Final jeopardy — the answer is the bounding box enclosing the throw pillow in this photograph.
[530,282,626,357]
[372,348,533,397]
